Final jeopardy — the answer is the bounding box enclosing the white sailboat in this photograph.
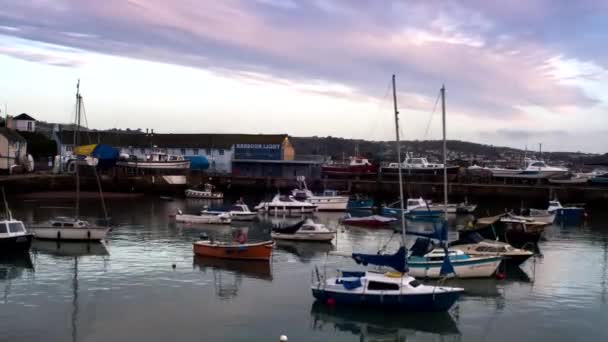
[30,81,110,241]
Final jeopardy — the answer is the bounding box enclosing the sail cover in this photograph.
[74,144,119,168]
[352,247,408,273]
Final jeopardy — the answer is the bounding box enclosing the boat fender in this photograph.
[384,271,403,278]
[177,209,183,215]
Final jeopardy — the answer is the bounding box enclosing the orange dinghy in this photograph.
[193,240,274,261]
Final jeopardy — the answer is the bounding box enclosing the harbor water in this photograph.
[1,195,607,341]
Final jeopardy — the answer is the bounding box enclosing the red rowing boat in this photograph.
[193,240,274,260]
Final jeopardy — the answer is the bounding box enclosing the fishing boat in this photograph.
[488,158,568,179]
[185,183,224,199]
[271,219,335,242]
[254,194,317,214]
[291,177,348,211]
[408,245,502,279]
[449,231,534,266]
[30,81,111,242]
[311,76,464,312]
[381,154,460,175]
[321,156,378,176]
[193,239,274,260]
[341,214,397,227]
[175,210,231,224]
[547,200,585,221]
[117,152,190,169]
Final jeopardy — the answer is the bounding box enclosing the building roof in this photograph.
[14,113,36,121]
[57,130,288,149]
[0,128,26,142]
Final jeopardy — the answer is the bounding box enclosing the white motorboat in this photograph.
[507,209,556,224]
[185,183,224,199]
[291,177,348,211]
[548,172,591,184]
[382,154,460,175]
[271,219,336,242]
[0,219,33,252]
[488,158,568,179]
[202,203,257,221]
[30,217,110,240]
[408,248,502,279]
[255,194,317,214]
[449,231,534,266]
[175,210,231,224]
[117,152,190,170]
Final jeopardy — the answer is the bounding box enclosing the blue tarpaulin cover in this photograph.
[352,247,408,273]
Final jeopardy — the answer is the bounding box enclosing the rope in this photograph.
[423,89,442,139]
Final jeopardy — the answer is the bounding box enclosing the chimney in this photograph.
[151,128,154,135]
[146,128,149,135]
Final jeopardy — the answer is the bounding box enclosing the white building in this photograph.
[0,128,27,173]
[11,113,36,132]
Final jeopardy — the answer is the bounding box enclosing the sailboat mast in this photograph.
[392,75,407,246]
[75,80,81,219]
[441,85,447,213]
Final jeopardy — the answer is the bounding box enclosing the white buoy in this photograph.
[279,335,288,342]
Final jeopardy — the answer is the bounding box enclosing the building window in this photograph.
[180,148,186,155]
[194,149,199,155]
[27,121,33,131]
[219,149,224,155]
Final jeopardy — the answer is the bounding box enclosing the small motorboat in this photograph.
[291,176,349,211]
[407,239,502,279]
[347,195,374,210]
[449,231,534,266]
[547,200,585,221]
[254,194,317,214]
[321,156,378,177]
[271,219,336,242]
[461,214,547,249]
[0,218,34,252]
[30,217,110,241]
[175,210,231,224]
[548,172,591,184]
[185,183,224,199]
[381,198,443,218]
[507,209,556,224]
[341,214,397,227]
[202,203,257,221]
[193,238,274,260]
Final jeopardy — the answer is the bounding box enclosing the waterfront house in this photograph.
[10,113,37,132]
[0,128,27,173]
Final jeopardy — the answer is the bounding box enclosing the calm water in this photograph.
[1,195,607,341]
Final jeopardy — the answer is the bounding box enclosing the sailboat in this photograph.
[30,81,111,241]
[310,75,464,311]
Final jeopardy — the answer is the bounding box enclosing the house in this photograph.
[54,130,295,174]
[0,128,27,173]
[11,113,36,132]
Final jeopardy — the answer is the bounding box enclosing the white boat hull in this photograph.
[117,160,190,169]
[306,197,348,211]
[271,232,335,242]
[30,227,109,241]
[175,214,231,224]
[230,213,257,221]
[490,169,566,179]
[185,189,224,199]
[162,175,187,185]
[509,213,556,224]
[408,257,501,279]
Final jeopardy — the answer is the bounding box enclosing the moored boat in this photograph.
[185,183,224,199]
[117,152,190,169]
[449,231,534,266]
[193,239,274,260]
[175,210,231,224]
[507,209,556,224]
[271,219,335,242]
[548,172,591,184]
[30,217,110,241]
[459,214,547,249]
[0,219,33,252]
[547,200,585,221]
[291,177,348,211]
[201,203,257,221]
[488,158,568,179]
[381,154,460,175]
[254,194,317,214]
[347,195,374,210]
[321,156,378,176]
[341,214,396,227]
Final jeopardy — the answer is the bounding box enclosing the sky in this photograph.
[0,0,607,153]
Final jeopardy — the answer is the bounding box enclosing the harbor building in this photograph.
[0,128,27,173]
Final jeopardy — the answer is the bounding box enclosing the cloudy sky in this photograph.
[0,0,607,152]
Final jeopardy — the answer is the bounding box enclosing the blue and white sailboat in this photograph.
[311,76,464,312]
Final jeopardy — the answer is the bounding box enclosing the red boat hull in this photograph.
[322,165,378,176]
[193,240,274,260]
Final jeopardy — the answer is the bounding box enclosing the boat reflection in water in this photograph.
[0,252,34,302]
[193,256,272,300]
[274,240,334,263]
[310,301,460,340]
[32,240,109,256]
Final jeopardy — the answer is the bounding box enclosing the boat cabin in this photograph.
[230,204,251,212]
[349,157,371,166]
[0,220,27,235]
[49,218,89,228]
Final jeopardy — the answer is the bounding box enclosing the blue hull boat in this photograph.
[381,207,443,218]
[347,199,374,210]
